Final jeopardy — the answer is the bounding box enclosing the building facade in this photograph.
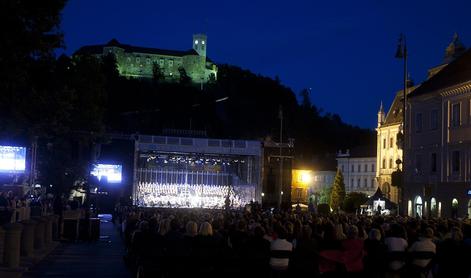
[75,34,217,83]
[376,85,417,203]
[403,34,471,218]
[290,169,336,204]
[337,148,377,196]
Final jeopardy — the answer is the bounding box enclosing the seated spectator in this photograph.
[341,225,365,273]
[384,223,408,272]
[437,226,468,277]
[290,225,320,276]
[245,225,270,275]
[364,228,387,278]
[269,224,293,272]
[408,227,436,269]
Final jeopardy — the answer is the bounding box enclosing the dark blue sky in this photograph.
[61,0,471,128]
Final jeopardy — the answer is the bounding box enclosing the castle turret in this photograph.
[444,33,466,64]
[377,101,385,128]
[192,34,207,57]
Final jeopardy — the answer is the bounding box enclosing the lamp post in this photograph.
[395,34,407,215]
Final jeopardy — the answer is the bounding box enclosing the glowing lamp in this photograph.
[301,172,311,183]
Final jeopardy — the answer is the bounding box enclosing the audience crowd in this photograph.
[118,204,471,278]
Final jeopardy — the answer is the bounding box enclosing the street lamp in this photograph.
[395,33,408,215]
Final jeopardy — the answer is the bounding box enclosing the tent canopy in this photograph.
[364,187,396,208]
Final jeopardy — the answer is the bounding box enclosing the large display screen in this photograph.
[0,146,26,173]
[90,164,122,183]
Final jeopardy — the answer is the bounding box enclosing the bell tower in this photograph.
[377,101,385,128]
[192,34,207,57]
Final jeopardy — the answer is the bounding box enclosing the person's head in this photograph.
[170,218,181,231]
[423,227,434,239]
[274,224,287,240]
[159,219,171,236]
[138,220,149,232]
[368,228,381,241]
[389,223,405,238]
[450,226,463,241]
[186,221,198,237]
[253,225,265,238]
[199,222,213,236]
[346,225,359,239]
[302,225,313,240]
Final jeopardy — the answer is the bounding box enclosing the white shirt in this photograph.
[384,237,408,271]
[269,238,293,270]
[409,238,436,268]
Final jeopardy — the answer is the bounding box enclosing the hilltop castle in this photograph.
[75,34,217,83]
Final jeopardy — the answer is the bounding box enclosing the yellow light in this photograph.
[301,172,311,183]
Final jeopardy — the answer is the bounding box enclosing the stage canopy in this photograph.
[364,187,396,210]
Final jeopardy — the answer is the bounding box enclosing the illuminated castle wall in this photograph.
[75,34,217,83]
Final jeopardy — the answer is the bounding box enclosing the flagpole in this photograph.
[279,105,283,209]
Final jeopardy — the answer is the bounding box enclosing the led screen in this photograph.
[0,146,26,173]
[90,164,122,183]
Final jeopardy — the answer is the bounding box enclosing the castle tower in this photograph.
[192,34,207,57]
[377,101,385,128]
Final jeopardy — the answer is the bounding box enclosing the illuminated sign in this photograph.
[91,164,122,183]
[0,146,26,173]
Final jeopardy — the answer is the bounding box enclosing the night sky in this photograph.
[61,0,471,128]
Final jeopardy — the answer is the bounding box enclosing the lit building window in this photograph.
[195,40,199,45]
[202,40,205,45]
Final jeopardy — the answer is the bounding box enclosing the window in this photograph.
[416,113,423,132]
[351,165,354,172]
[431,153,437,173]
[169,60,174,67]
[382,159,386,169]
[364,178,367,187]
[364,164,367,172]
[146,58,151,64]
[452,103,461,127]
[431,109,438,130]
[371,179,375,188]
[202,40,205,45]
[351,179,354,188]
[371,164,375,172]
[341,165,344,173]
[195,40,199,45]
[357,179,361,188]
[136,57,140,63]
[159,59,164,67]
[389,159,393,169]
[452,151,460,172]
[358,165,361,172]
[383,138,386,149]
[390,137,394,148]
